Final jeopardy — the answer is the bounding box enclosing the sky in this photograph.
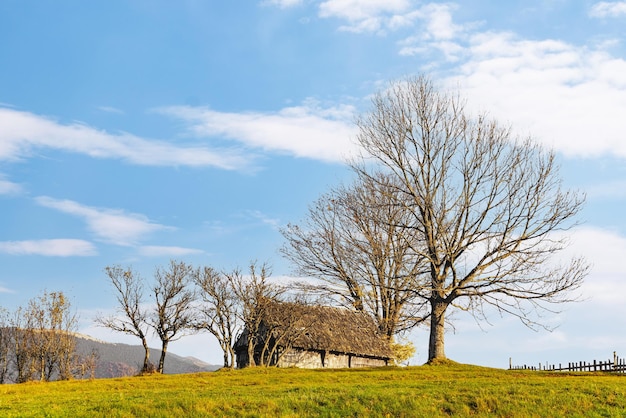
[1,0,626,369]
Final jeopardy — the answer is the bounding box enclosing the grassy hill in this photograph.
[2,362,625,417]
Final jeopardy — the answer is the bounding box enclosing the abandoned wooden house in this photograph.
[233,301,393,369]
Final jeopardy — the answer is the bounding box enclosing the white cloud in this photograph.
[97,106,124,114]
[35,196,171,246]
[0,107,251,170]
[319,0,410,21]
[319,0,412,33]
[589,1,626,18]
[563,226,626,305]
[345,4,626,160]
[396,4,474,60]
[443,31,626,159]
[418,3,461,40]
[157,101,358,163]
[245,210,281,229]
[262,0,303,8]
[0,239,97,256]
[314,2,626,160]
[585,179,626,200]
[318,1,468,59]
[0,175,22,195]
[138,246,204,257]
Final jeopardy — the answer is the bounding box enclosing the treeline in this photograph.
[0,291,98,383]
[1,258,409,385]
[96,259,312,372]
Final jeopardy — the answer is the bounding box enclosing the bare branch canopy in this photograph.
[353,76,588,361]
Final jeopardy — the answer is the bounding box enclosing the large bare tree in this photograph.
[96,266,153,373]
[150,260,196,373]
[281,171,429,340]
[354,76,588,361]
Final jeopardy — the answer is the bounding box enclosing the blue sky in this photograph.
[1,0,626,368]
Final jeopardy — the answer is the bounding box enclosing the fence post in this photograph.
[614,351,617,370]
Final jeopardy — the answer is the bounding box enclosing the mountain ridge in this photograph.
[73,334,221,378]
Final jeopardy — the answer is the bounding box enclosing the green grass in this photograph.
[2,363,626,417]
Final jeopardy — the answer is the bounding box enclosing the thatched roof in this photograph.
[237,301,393,359]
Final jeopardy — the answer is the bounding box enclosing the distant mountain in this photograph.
[74,334,221,378]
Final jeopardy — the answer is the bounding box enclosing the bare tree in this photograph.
[228,261,283,367]
[3,291,78,383]
[281,171,429,340]
[0,308,11,383]
[31,291,77,381]
[150,260,196,374]
[255,299,315,367]
[192,266,238,368]
[10,307,33,383]
[354,76,588,361]
[45,292,79,381]
[96,266,153,373]
[26,294,51,381]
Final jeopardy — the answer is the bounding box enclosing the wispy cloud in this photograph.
[262,0,303,8]
[319,0,412,33]
[0,107,252,170]
[157,100,358,163]
[584,179,626,200]
[398,3,470,60]
[445,31,626,159]
[138,245,204,257]
[245,210,281,229]
[316,0,468,49]
[0,239,97,256]
[557,226,626,308]
[589,1,626,18]
[97,105,124,114]
[0,175,22,195]
[35,196,171,246]
[0,286,14,293]
[328,0,416,33]
[297,2,626,161]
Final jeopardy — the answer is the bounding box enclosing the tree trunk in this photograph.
[223,350,230,368]
[228,345,235,369]
[158,340,168,373]
[141,337,151,373]
[428,297,447,362]
[219,339,234,368]
[247,337,256,367]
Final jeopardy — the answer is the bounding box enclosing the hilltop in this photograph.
[1,363,625,417]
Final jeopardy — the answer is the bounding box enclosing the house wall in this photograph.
[325,352,349,368]
[235,348,249,369]
[278,349,323,368]
[350,356,388,368]
[274,348,388,369]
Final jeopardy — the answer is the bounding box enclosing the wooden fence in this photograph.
[509,352,626,373]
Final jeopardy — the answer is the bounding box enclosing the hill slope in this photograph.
[2,364,626,417]
[74,334,220,377]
